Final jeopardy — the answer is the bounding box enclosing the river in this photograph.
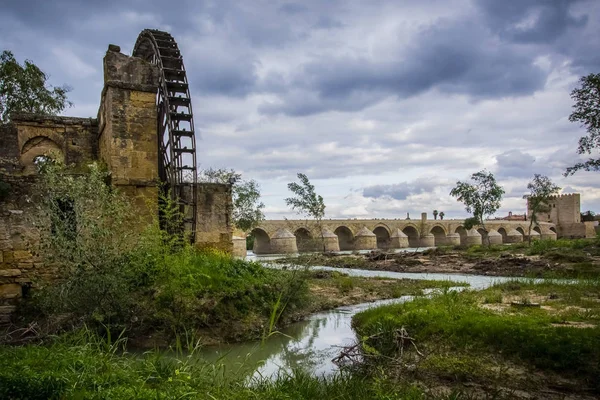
[197,254,515,380]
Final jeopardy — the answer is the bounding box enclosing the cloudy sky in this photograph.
[2,0,600,219]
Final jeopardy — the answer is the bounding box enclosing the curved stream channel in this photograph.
[197,255,516,380]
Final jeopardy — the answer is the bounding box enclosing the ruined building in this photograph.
[0,30,234,323]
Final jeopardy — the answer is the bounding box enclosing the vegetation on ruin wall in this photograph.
[19,162,310,343]
[352,279,600,395]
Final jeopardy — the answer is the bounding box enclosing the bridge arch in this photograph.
[533,226,541,235]
[250,228,271,254]
[549,227,557,234]
[430,226,446,246]
[373,226,391,249]
[334,226,354,251]
[497,227,508,243]
[516,227,525,236]
[294,227,315,252]
[455,226,467,245]
[402,225,420,247]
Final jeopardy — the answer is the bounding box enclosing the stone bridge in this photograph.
[250,217,557,254]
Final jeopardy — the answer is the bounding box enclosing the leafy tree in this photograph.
[581,210,596,222]
[432,210,438,220]
[198,168,265,232]
[523,174,561,244]
[565,73,600,175]
[450,170,505,246]
[439,211,445,220]
[0,50,72,122]
[285,173,326,251]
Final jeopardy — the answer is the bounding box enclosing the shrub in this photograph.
[24,163,310,341]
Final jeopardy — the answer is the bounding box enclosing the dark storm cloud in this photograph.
[363,179,446,201]
[477,0,588,44]
[477,0,600,73]
[262,19,548,116]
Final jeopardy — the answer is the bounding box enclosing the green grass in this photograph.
[22,248,312,344]
[0,332,457,400]
[353,280,600,391]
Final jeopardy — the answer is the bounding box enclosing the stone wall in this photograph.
[559,221,596,239]
[530,193,581,225]
[97,47,160,224]
[1,115,97,175]
[0,175,42,323]
[194,183,233,253]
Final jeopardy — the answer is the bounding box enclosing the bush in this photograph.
[24,163,310,342]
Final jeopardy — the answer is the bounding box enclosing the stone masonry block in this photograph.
[13,250,32,261]
[0,269,21,277]
[0,284,21,299]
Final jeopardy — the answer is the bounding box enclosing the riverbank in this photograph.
[273,238,600,278]
[352,278,600,399]
[0,270,471,399]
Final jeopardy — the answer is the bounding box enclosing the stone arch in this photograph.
[20,136,64,174]
[533,226,542,234]
[516,227,525,236]
[373,226,391,249]
[455,226,467,245]
[549,227,557,234]
[294,227,315,252]
[497,227,508,243]
[334,226,354,251]
[430,226,446,246]
[250,228,271,254]
[402,226,420,247]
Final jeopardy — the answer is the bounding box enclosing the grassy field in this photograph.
[0,329,471,400]
[352,278,600,398]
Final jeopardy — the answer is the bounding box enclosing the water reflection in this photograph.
[199,294,420,380]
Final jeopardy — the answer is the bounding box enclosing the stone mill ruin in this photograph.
[0,30,237,323]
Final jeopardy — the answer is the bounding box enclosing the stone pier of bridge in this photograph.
[248,215,558,254]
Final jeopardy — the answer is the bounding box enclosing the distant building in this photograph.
[494,211,526,221]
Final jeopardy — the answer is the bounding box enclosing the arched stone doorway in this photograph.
[373,226,391,249]
[334,226,354,251]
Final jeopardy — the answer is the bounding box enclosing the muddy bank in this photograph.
[126,271,462,348]
[276,249,600,278]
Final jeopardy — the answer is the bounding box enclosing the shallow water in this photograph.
[198,256,513,379]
